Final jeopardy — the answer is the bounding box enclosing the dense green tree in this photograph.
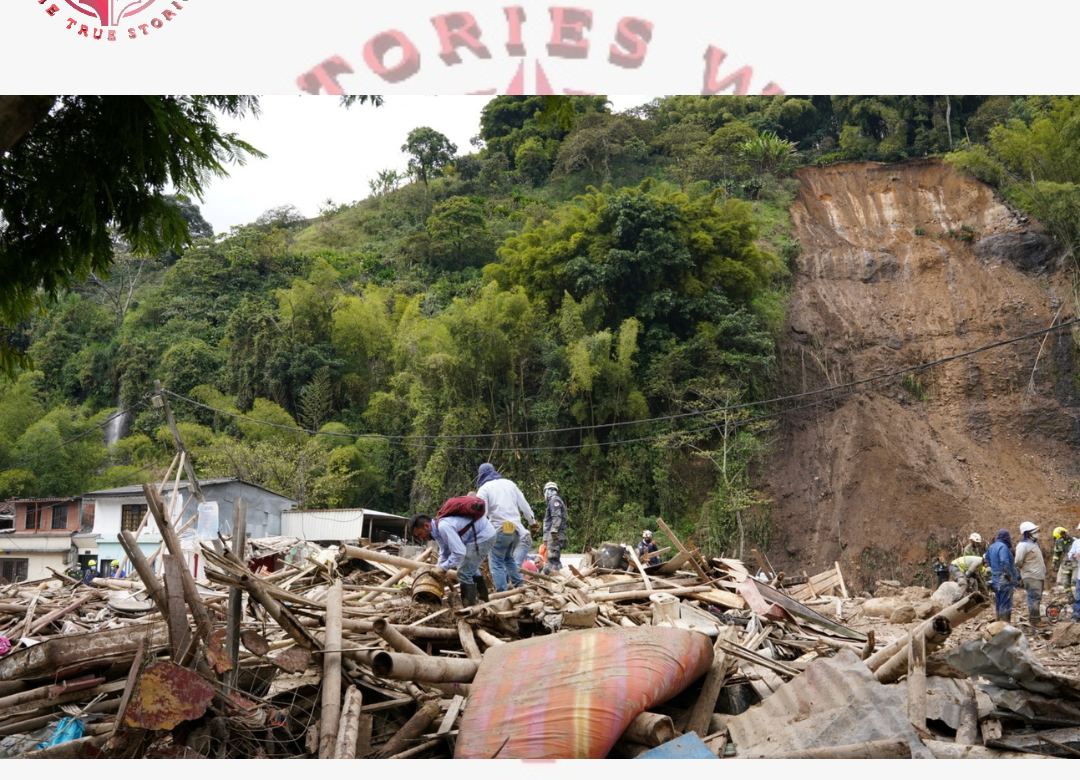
[426,197,494,269]
[402,127,458,186]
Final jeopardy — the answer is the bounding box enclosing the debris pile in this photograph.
[0,486,1075,758]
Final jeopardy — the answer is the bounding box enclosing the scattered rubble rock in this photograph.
[890,605,917,624]
[915,602,937,619]
[860,597,906,618]
[931,582,963,607]
[1051,621,1080,648]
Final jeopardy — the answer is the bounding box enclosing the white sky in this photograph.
[199,95,654,233]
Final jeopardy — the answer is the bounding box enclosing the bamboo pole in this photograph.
[371,619,470,697]
[956,681,979,746]
[320,582,343,759]
[338,618,457,640]
[457,620,483,660]
[343,545,427,571]
[622,712,676,748]
[591,585,710,602]
[333,685,363,759]
[225,499,247,690]
[371,652,479,684]
[378,698,442,758]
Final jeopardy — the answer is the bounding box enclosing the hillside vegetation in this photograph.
[4,95,1077,557]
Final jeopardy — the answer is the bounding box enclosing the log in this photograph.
[956,681,979,746]
[343,545,427,572]
[860,629,876,661]
[372,618,425,656]
[742,739,912,759]
[457,620,483,660]
[320,582,343,759]
[143,484,215,644]
[162,554,193,662]
[591,585,710,602]
[866,592,986,672]
[475,628,504,648]
[378,698,442,758]
[924,741,1057,759]
[371,652,479,684]
[907,629,926,730]
[874,616,950,684]
[685,626,737,736]
[0,623,169,681]
[621,711,676,747]
[119,530,170,620]
[333,685,363,759]
[339,618,457,640]
[386,736,443,759]
[25,594,94,637]
[225,499,247,690]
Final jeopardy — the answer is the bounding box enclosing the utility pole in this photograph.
[153,380,205,504]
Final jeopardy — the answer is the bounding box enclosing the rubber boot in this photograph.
[474,575,489,602]
[1029,609,1042,628]
[999,611,1011,624]
[460,582,478,607]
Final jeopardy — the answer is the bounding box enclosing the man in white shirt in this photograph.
[476,462,535,592]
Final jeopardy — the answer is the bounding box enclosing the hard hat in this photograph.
[1020,521,1038,534]
[642,530,653,539]
[543,481,558,493]
[111,561,120,567]
[88,559,96,566]
[1054,526,1069,540]
[969,532,982,544]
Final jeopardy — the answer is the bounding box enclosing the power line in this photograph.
[161,318,1079,450]
[0,400,148,475]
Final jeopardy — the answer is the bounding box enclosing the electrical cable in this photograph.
[160,318,1079,450]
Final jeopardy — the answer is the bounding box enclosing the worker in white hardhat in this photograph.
[963,532,984,557]
[636,529,660,566]
[1015,521,1046,628]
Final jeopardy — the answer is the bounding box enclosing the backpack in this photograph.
[435,496,486,521]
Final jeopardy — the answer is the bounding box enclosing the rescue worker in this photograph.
[82,559,97,585]
[637,530,661,566]
[948,554,986,599]
[1014,521,1046,628]
[1069,524,1080,622]
[1053,526,1077,601]
[963,532,985,557]
[109,561,126,579]
[986,529,1018,623]
[475,463,535,592]
[407,509,496,607]
[541,481,568,576]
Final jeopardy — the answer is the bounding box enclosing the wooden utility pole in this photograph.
[152,380,204,504]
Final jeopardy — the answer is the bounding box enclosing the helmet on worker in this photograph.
[1054,526,1069,540]
[969,532,981,544]
[1019,521,1038,536]
[543,481,558,498]
[87,559,96,566]
[642,530,653,540]
[111,561,120,569]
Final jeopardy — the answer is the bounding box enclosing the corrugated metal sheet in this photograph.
[726,648,934,758]
[282,509,364,540]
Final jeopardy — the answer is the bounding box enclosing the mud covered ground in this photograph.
[763,160,1080,591]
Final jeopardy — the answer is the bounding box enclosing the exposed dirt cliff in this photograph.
[763,159,1080,589]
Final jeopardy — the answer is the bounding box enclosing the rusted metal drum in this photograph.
[412,572,444,605]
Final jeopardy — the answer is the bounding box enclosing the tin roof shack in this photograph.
[0,497,81,583]
[83,478,296,577]
[281,507,409,544]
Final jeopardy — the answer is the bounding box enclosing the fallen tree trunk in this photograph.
[319,582,343,759]
[874,616,950,684]
[0,623,169,682]
[866,593,986,673]
[333,685,363,759]
[343,545,427,572]
[377,698,442,758]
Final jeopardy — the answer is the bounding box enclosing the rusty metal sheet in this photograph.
[725,649,933,758]
[124,662,216,731]
[206,629,234,674]
[240,630,270,656]
[270,646,312,673]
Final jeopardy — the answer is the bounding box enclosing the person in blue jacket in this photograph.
[987,528,1019,623]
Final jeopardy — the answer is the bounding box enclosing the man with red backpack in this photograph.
[407,495,496,606]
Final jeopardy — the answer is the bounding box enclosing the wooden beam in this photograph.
[655,517,711,583]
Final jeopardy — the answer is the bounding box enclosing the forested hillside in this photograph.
[3,95,1077,558]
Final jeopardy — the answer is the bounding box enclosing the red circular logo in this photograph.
[64,0,156,27]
